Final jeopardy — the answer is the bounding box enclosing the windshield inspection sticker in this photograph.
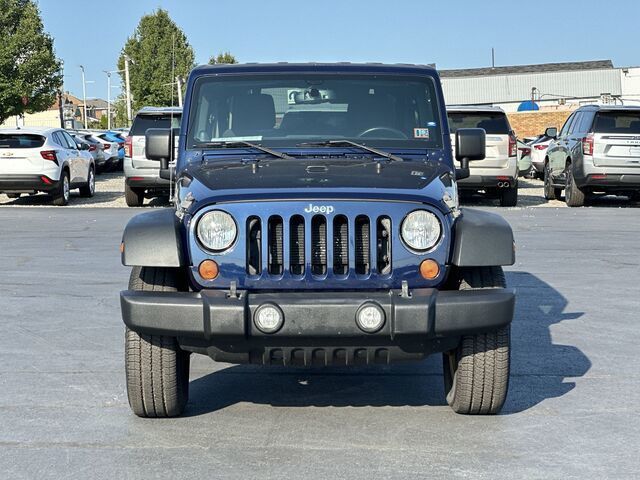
[414,128,430,139]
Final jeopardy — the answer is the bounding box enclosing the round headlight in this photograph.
[401,210,441,251]
[196,210,237,252]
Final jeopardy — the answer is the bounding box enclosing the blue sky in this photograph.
[39,0,639,101]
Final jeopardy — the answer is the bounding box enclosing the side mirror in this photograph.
[455,128,486,180]
[545,127,558,139]
[146,127,179,180]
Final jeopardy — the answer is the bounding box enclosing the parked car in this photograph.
[0,127,95,205]
[447,106,519,206]
[96,131,125,169]
[123,106,182,206]
[69,132,107,171]
[527,135,553,179]
[119,63,516,418]
[544,105,640,206]
[516,139,532,177]
[69,132,109,173]
[84,130,121,171]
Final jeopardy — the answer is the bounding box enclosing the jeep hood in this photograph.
[184,157,447,191]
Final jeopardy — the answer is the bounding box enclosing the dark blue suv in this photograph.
[120,63,516,417]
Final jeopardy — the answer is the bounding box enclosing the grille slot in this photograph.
[268,216,284,275]
[246,217,262,275]
[311,215,327,275]
[377,216,392,275]
[355,215,370,275]
[289,215,305,275]
[333,215,349,275]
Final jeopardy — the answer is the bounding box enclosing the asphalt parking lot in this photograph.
[0,202,639,479]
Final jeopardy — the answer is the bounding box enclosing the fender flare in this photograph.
[450,208,515,267]
[121,208,185,267]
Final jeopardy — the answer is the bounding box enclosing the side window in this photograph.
[51,132,66,148]
[579,112,595,133]
[559,113,575,137]
[61,131,77,149]
[568,112,582,135]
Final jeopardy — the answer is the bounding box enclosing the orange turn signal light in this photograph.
[119,242,125,254]
[419,259,440,280]
[199,259,219,280]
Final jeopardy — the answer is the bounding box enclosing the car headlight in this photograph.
[196,210,237,252]
[401,210,441,251]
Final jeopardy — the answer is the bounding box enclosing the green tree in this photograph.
[0,0,62,124]
[112,94,128,128]
[208,51,238,65]
[117,9,194,113]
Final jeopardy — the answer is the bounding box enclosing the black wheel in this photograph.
[499,183,518,207]
[125,266,190,417]
[564,166,585,207]
[79,166,95,197]
[543,162,561,200]
[443,266,511,415]
[125,182,144,207]
[52,170,70,206]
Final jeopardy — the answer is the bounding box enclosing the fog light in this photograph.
[198,259,219,280]
[254,303,284,334]
[356,303,385,333]
[419,259,440,280]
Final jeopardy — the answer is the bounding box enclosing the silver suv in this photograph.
[544,105,640,206]
[124,107,181,207]
[447,106,519,206]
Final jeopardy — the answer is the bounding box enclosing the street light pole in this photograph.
[104,71,112,130]
[79,65,88,128]
[124,55,133,126]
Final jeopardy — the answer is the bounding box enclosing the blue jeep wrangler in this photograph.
[120,63,516,417]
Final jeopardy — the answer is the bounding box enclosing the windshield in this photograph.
[447,112,510,135]
[186,74,443,150]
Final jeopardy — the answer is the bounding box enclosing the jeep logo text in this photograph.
[304,204,335,214]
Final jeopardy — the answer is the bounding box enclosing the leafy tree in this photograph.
[117,9,194,113]
[112,94,128,128]
[98,115,108,129]
[0,0,62,124]
[208,51,238,65]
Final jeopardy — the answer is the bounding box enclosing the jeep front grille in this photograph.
[246,213,392,278]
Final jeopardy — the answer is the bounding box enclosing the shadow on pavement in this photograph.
[181,271,590,416]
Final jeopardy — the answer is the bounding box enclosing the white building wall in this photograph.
[621,67,640,106]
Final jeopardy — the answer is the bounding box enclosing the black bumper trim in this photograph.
[0,175,59,193]
[121,288,515,341]
[580,173,640,189]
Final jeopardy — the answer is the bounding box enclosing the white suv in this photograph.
[447,106,519,206]
[0,127,95,206]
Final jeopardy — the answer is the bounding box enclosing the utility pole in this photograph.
[104,71,112,130]
[58,60,65,128]
[79,65,88,128]
[491,48,495,68]
[124,55,133,126]
[176,76,183,108]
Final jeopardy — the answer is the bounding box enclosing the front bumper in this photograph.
[0,175,60,193]
[121,288,515,363]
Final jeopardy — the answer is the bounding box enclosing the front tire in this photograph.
[125,182,144,207]
[543,162,561,200]
[125,267,190,417]
[443,266,511,415]
[79,166,95,197]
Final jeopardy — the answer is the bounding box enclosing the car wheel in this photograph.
[125,266,190,417]
[564,166,585,207]
[52,170,70,206]
[125,182,144,207]
[499,183,518,207]
[443,266,510,415]
[543,162,560,200]
[79,166,95,197]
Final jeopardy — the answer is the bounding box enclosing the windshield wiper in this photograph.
[194,140,293,160]
[297,140,403,162]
